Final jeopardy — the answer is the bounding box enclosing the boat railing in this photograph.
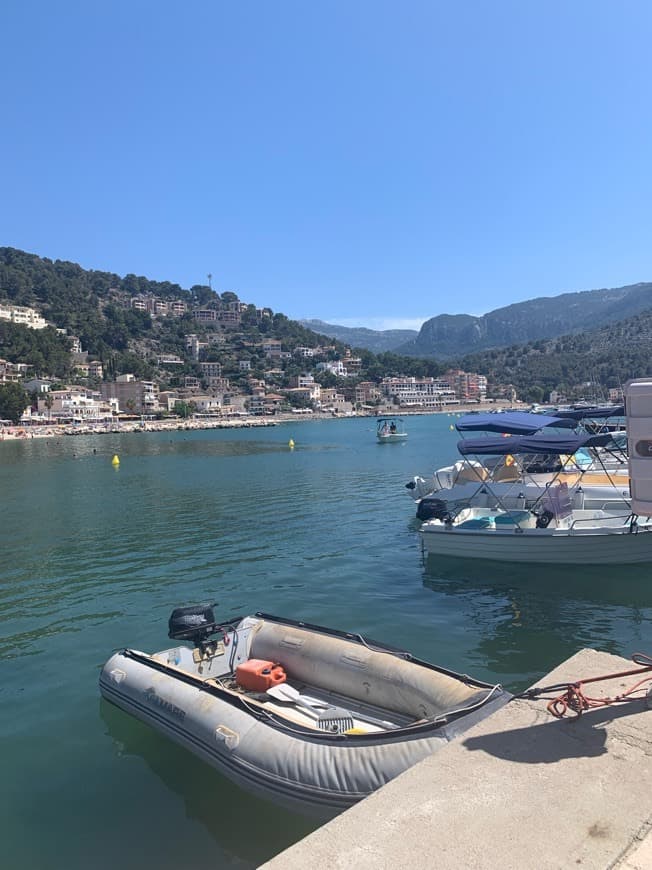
[566,511,635,533]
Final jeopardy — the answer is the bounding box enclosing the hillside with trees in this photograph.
[1,246,652,403]
[0,248,451,392]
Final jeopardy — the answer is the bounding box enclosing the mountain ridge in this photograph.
[302,282,652,357]
[395,282,652,357]
[299,319,418,353]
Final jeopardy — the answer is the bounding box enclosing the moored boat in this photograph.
[420,503,652,564]
[100,605,509,817]
[418,428,652,564]
[407,411,630,520]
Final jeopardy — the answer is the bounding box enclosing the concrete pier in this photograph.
[262,649,652,870]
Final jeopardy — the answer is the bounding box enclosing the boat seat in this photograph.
[494,510,533,527]
[457,517,494,529]
[455,466,488,484]
[249,619,491,720]
[492,464,521,482]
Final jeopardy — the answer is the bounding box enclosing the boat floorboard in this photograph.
[202,674,410,734]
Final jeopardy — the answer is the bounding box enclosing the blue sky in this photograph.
[3,1,652,331]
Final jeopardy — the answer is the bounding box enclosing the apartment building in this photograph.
[192,309,218,323]
[284,384,321,404]
[290,374,317,390]
[100,379,160,413]
[262,339,283,358]
[342,352,362,374]
[0,304,48,329]
[355,381,382,404]
[191,396,222,414]
[380,376,459,409]
[0,359,29,383]
[199,361,222,379]
[316,360,348,377]
[247,393,284,415]
[130,296,187,317]
[444,369,487,401]
[38,389,117,421]
[217,310,241,326]
[318,388,351,413]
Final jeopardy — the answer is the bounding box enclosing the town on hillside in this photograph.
[0,296,506,426]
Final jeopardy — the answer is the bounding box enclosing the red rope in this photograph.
[544,656,652,719]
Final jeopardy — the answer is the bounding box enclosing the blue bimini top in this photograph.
[455,411,576,436]
[457,432,614,457]
[553,405,625,421]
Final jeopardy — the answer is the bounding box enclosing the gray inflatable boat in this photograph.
[100,605,510,817]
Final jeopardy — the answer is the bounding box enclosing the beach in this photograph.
[0,402,523,441]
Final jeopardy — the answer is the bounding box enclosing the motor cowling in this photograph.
[535,510,554,529]
[168,603,218,643]
[417,497,450,521]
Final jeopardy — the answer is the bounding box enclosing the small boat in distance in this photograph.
[100,605,508,817]
[376,416,407,443]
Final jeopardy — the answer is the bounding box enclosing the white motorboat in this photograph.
[420,501,652,564]
[419,400,652,564]
[407,411,630,520]
[100,606,509,818]
[376,417,407,443]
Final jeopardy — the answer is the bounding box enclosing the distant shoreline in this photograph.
[0,402,524,442]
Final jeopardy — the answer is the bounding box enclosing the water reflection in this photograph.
[99,701,317,868]
[422,557,652,692]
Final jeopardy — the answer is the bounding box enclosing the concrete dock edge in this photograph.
[261,648,652,870]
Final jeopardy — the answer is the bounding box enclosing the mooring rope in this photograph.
[513,653,652,719]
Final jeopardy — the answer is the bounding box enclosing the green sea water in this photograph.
[2,415,651,868]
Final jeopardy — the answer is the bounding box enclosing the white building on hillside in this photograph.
[38,389,117,421]
[380,376,459,409]
[0,304,48,329]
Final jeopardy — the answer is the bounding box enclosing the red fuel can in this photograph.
[235,659,287,692]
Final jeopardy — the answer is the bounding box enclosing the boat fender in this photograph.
[535,510,554,529]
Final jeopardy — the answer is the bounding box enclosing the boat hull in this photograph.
[100,650,506,817]
[420,523,652,564]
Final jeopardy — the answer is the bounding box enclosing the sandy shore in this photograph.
[0,403,524,441]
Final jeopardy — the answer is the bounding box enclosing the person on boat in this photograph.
[382,423,390,434]
[390,422,397,433]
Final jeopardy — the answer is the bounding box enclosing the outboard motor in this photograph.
[168,603,218,645]
[417,497,450,522]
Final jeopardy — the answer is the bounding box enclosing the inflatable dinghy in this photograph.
[100,605,510,817]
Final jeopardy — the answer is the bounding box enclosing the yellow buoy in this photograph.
[449,424,454,431]
[288,439,295,449]
[111,454,120,466]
